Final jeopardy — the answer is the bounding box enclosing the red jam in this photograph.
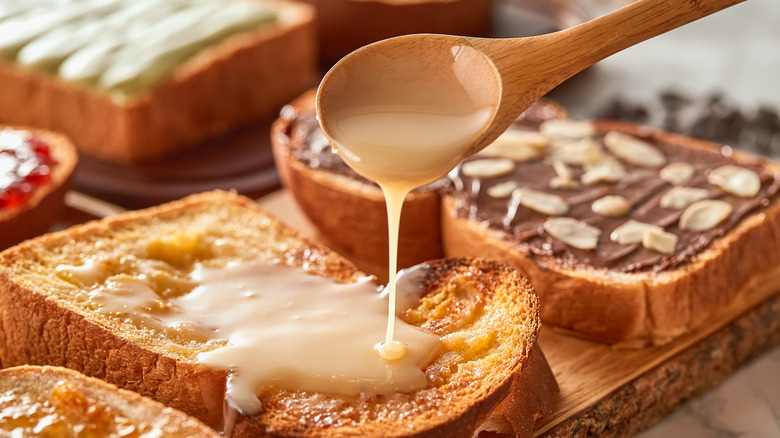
[0,129,57,209]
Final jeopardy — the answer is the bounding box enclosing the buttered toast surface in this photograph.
[0,190,557,437]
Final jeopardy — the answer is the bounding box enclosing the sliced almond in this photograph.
[679,200,732,231]
[486,181,519,198]
[543,217,601,250]
[610,220,663,245]
[659,162,695,185]
[592,195,630,217]
[551,160,573,180]
[539,119,595,140]
[549,176,581,190]
[549,160,580,189]
[513,188,569,216]
[461,158,515,178]
[707,165,761,198]
[479,130,548,162]
[581,156,626,185]
[660,186,709,209]
[642,228,678,254]
[550,138,604,166]
[603,131,666,168]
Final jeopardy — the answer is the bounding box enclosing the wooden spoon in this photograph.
[316,0,746,163]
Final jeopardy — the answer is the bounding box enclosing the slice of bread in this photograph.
[0,0,316,164]
[0,365,219,437]
[271,89,566,282]
[0,125,78,250]
[302,0,494,64]
[0,190,557,437]
[443,120,780,345]
[272,90,445,282]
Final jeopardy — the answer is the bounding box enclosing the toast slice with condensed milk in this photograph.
[0,190,558,437]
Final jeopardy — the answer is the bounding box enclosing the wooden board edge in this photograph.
[537,291,780,437]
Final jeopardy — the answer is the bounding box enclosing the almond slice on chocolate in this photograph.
[513,188,569,216]
[479,130,548,162]
[610,220,663,245]
[539,119,595,140]
[642,228,678,254]
[550,138,604,166]
[603,131,666,168]
[487,181,519,198]
[543,217,601,250]
[581,156,626,185]
[461,158,515,178]
[707,165,761,198]
[592,195,629,217]
[659,162,695,185]
[679,200,732,231]
[549,160,580,189]
[660,186,709,209]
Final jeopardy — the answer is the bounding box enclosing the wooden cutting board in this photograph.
[257,189,780,437]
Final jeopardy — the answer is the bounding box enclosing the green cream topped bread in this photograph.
[1,0,277,97]
[0,0,316,164]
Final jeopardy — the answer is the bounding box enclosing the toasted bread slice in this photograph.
[271,90,444,282]
[0,190,557,437]
[0,0,316,164]
[271,89,566,282]
[0,365,219,437]
[303,0,494,64]
[443,120,780,345]
[0,125,78,250]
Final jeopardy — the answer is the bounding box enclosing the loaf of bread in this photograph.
[302,0,494,64]
[0,0,316,164]
[0,190,557,437]
[0,125,78,250]
[0,365,219,437]
[271,89,566,282]
[443,119,780,345]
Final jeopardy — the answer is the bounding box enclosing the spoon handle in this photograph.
[475,0,746,108]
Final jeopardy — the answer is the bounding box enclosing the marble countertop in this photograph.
[544,0,780,436]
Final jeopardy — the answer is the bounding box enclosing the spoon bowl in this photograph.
[316,34,503,187]
[317,0,746,164]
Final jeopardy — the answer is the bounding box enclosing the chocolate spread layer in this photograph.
[448,125,780,273]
